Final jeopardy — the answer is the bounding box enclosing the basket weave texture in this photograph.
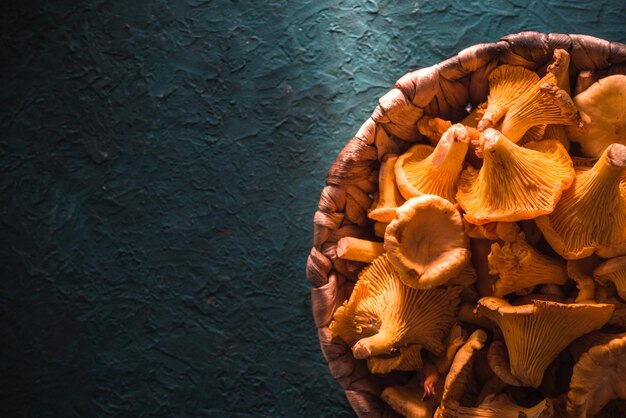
[305,31,626,418]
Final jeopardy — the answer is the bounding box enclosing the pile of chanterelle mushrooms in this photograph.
[330,49,626,418]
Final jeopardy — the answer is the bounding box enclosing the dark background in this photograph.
[0,1,624,416]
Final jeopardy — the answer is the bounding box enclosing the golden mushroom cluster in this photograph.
[330,50,626,417]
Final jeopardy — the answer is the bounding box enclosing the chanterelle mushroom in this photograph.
[395,124,471,203]
[329,254,461,366]
[488,237,567,297]
[384,195,470,289]
[535,143,626,259]
[368,155,405,223]
[594,256,626,302]
[566,74,626,158]
[498,72,581,143]
[478,64,539,131]
[567,332,626,417]
[434,330,487,418]
[381,377,438,418]
[475,297,614,388]
[456,128,574,225]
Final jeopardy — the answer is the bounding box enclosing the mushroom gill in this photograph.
[567,333,626,417]
[535,143,626,259]
[456,128,574,225]
[478,64,539,131]
[329,254,462,366]
[475,297,614,388]
[566,74,626,158]
[489,238,567,297]
[367,343,423,374]
[385,195,470,289]
[368,155,405,223]
[395,124,471,203]
[594,256,626,302]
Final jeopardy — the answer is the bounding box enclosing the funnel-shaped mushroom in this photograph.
[442,393,554,418]
[567,333,626,417]
[567,74,626,157]
[457,129,574,225]
[567,255,602,303]
[368,155,405,223]
[499,74,581,143]
[478,65,539,131]
[329,254,462,365]
[489,238,567,297]
[475,297,614,387]
[367,343,423,374]
[385,195,470,289]
[395,124,471,203]
[434,330,487,418]
[535,144,626,259]
[594,256,626,301]
[381,377,438,418]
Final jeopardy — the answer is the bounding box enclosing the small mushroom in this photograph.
[594,256,626,301]
[385,195,470,289]
[457,129,574,225]
[381,376,438,418]
[478,64,540,131]
[489,238,567,297]
[535,143,626,259]
[567,333,626,417]
[329,254,462,366]
[368,155,405,223]
[434,330,488,418]
[498,73,581,143]
[475,297,614,387]
[566,74,626,157]
[395,124,471,203]
[566,255,602,303]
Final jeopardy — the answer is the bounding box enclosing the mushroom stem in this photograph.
[336,237,384,263]
[352,330,396,359]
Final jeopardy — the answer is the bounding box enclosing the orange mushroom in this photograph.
[457,128,574,225]
[329,254,462,368]
[395,124,471,203]
[535,143,626,259]
[475,297,614,387]
[368,155,405,223]
[385,195,470,289]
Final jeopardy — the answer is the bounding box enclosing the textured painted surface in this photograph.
[0,0,624,417]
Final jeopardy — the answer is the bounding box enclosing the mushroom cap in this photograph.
[535,143,626,259]
[329,254,462,367]
[475,297,614,387]
[567,333,626,417]
[478,64,540,131]
[385,195,470,289]
[368,155,405,223]
[594,256,626,301]
[489,238,567,297]
[567,74,626,158]
[395,124,471,203]
[457,129,574,225]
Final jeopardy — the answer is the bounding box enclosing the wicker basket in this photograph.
[306,31,626,418]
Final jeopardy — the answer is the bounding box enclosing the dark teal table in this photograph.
[1,1,624,416]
